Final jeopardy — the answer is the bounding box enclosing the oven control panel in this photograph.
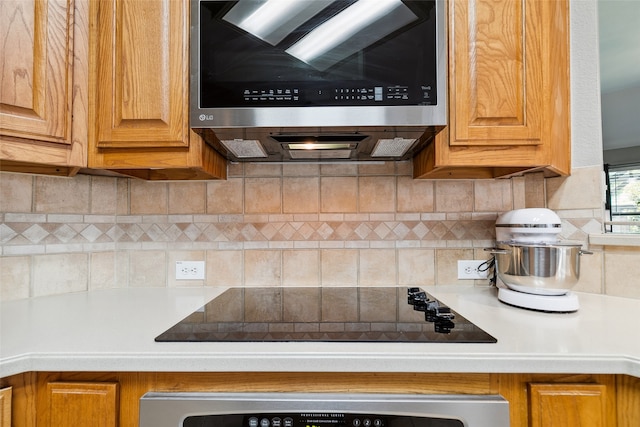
[183,413,463,427]
[245,414,386,427]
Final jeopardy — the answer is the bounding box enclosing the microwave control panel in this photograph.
[237,83,433,106]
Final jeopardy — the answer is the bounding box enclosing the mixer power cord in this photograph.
[477,257,497,287]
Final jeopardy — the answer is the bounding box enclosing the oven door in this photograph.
[139,392,509,427]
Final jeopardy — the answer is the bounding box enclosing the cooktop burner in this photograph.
[155,287,496,343]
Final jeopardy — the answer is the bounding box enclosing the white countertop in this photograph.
[1,286,639,379]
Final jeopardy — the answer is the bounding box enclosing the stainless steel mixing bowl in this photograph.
[486,242,592,295]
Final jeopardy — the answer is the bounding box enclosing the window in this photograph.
[605,164,640,233]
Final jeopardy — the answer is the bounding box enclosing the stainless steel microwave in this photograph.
[190,0,447,162]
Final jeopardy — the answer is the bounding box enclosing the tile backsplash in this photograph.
[1,163,623,301]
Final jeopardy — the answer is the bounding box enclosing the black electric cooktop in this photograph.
[155,287,496,343]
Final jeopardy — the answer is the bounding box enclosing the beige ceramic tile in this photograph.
[168,250,205,287]
[396,160,413,176]
[245,177,282,214]
[283,163,319,177]
[397,176,434,212]
[207,178,243,214]
[320,177,357,213]
[572,250,603,294]
[321,249,358,286]
[524,171,546,208]
[604,246,640,299]
[359,176,395,212]
[511,176,526,210]
[435,181,473,212]
[359,249,396,286]
[206,250,243,287]
[89,252,117,290]
[227,162,244,177]
[0,172,32,212]
[169,182,206,214]
[116,178,130,215]
[474,179,513,212]
[0,256,31,301]
[283,177,319,213]
[358,162,395,176]
[129,250,167,287]
[436,248,474,285]
[398,248,435,286]
[283,249,319,286]
[547,165,604,210]
[244,249,281,286]
[130,181,168,214]
[90,176,118,214]
[115,251,129,287]
[245,163,282,177]
[33,253,88,296]
[35,175,90,213]
[320,163,358,176]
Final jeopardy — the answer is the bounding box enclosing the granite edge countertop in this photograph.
[1,286,639,379]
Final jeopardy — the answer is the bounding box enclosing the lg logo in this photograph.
[198,114,213,121]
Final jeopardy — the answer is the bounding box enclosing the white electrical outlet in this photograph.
[457,260,489,280]
[175,261,205,280]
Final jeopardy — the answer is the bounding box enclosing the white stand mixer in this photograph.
[489,208,590,313]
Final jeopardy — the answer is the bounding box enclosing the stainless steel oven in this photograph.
[139,392,510,427]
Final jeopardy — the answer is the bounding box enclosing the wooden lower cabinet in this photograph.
[44,381,118,427]
[0,386,11,427]
[1,372,639,427]
[529,383,614,427]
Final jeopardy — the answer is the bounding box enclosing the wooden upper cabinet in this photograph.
[0,0,88,176]
[450,0,541,146]
[88,0,226,180]
[414,0,571,179]
[92,0,188,149]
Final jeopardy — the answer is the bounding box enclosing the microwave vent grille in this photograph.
[220,139,268,158]
[371,138,416,157]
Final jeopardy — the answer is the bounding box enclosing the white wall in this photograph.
[571,0,604,169]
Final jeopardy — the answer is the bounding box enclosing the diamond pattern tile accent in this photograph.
[0,216,504,249]
[354,223,372,239]
[317,223,335,240]
[374,223,392,239]
[0,223,18,243]
[22,225,49,243]
[80,225,104,242]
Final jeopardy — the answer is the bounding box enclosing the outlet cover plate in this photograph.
[176,261,205,280]
[457,260,489,280]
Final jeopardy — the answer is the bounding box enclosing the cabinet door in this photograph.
[91,0,189,149]
[0,0,73,144]
[45,382,118,427]
[450,0,543,146]
[88,0,226,179]
[529,383,616,427]
[413,0,570,179]
[0,387,10,427]
[0,0,88,175]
